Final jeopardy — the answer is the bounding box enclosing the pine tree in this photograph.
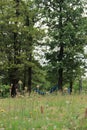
[43,0,86,91]
[0,0,46,95]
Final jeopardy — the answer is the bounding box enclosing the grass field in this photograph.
[0,93,87,130]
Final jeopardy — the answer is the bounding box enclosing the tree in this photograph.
[43,0,86,91]
[0,0,46,95]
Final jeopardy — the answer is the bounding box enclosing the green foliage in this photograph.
[0,84,10,98]
[0,0,46,90]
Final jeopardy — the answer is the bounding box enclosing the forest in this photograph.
[1,0,87,130]
[0,0,87,97]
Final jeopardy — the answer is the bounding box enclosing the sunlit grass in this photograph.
[0,93,87,130]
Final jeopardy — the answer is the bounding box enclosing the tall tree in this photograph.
[43,0,86,91]
[0,0,45,95]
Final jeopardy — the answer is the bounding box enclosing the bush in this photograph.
[0,84,10,98]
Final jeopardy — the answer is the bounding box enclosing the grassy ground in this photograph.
[0,93,87,130]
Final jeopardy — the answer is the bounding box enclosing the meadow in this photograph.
[0,93,87,130]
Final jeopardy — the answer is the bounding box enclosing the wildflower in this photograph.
[14,116,18,119]
[66,101,70,104]
[28,119,31,122]
[53,125,57,129]
[46,117,49,120]
[32,128,35,130]
[46,104,49,108]
[0,109,6,113]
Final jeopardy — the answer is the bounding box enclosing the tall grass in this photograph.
[0,93,87,130]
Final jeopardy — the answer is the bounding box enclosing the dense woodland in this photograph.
[0,0,87,96]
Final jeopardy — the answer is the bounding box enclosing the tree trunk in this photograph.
[58,1,63,92]
[58,46,63,91]
[10,0,20,94]
[69,81,73,94]
[23,65,27,90]
[28,66,32,95]
[25,15,32,95]
[11,78,18,97]
[79,79,82,93]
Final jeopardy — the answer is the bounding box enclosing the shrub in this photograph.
[0,84,10,98]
